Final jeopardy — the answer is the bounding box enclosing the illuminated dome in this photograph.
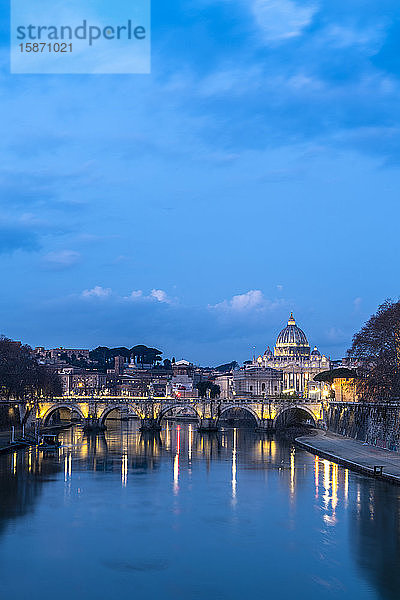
[274,313,310,358]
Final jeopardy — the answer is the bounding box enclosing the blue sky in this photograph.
[1,0,400,364]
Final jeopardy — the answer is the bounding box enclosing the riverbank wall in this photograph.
[327,402,400,452]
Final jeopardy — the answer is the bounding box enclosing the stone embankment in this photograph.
[0,423,70,454]
[296,430,400,485]
[0,429,26,454]
[328,401,400,451]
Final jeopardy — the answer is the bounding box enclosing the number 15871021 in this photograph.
[19,42,73,52]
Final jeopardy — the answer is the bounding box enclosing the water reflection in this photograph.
[0,421,399,600]
[0,446,61,536]
[351,479,400,600]
[230,427,237,504]
[173,425,180,495]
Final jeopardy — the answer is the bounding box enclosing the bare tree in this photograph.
[348,299,400,401]
[0,336,62,401]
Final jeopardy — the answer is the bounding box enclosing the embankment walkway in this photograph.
[0,430,21,454]
[296,430,400,485]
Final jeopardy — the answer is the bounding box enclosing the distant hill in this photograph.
[213,361,238,373]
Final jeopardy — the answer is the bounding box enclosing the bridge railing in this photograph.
[0,395,323,405]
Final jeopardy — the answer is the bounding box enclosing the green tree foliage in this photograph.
[196,381,208,398]
[0,337,62,400]
[89,345,163,371]
[348,299,400,401]
[196,381,221,399]
[130,345,162,365]
[210,384,221,399]
[89,346,113,364]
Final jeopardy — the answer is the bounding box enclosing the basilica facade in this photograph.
[233,313,330,399]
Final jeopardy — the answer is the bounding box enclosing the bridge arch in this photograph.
[217,405,260,427]
[42,404,85,426]
[274,405,317,428]
[98,404,144,427]
[157,404,201,426]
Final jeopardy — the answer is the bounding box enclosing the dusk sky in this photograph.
[1,0,400,364]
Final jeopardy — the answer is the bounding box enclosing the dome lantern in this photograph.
[311,346,321,357]
[274,313,310,358]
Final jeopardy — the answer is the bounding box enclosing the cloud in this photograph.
[123,289,172,304]
[42,250,81,270]
[325,326,348,343]
[211,290,281,312]
[80,287,173,304]
[0,224,40,254]
[353,297,362,311]
[151,289,171,303]
[251,0,317,41]
[25,287,291,364]
[125,290,144,300]
[1,0,399,370]
[82,286,112,299]
[322,25,385,51]
[0,170,55,206]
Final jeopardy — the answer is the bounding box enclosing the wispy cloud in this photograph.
[0,223,40,254]
[42,250,81,270]
[80,287,173,304]
[322,25,385,51]
[252,0,317,41]
[325,326,348,343]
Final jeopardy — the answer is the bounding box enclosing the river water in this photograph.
[0,421,399,600]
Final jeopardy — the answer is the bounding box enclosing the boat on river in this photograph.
[39,433,61,449]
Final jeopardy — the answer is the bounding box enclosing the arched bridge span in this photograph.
[31,396,326,432]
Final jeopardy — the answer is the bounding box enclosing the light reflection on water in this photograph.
[0,421,399,600]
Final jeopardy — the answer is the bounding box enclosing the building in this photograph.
[35,347,90,363]
[314,367,360,402]
[233,366,282,397]
[58,367,110,395]
[113,356,126,376]
[114,371,172,397]
[213,372,234,398]
[171,360,202,398]
[234,313,331,399]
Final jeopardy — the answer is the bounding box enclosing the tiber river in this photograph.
[0,420,399,600]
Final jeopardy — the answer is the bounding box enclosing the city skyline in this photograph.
[1,308,355,366]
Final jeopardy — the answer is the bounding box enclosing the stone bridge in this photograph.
[19,396,327,432]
